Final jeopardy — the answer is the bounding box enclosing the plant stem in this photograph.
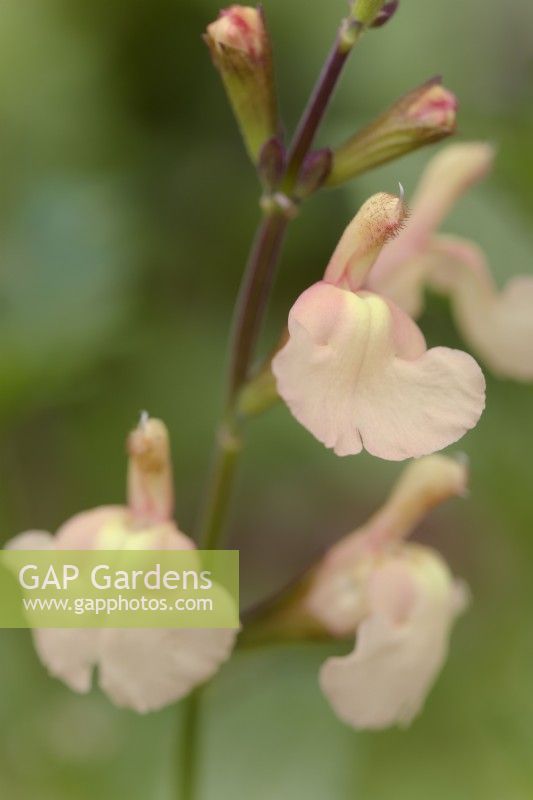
[198,419,242,551]
[178,691,201,800]
[283,25,358,188]
[197,210,287,551]
[226,209,289,404]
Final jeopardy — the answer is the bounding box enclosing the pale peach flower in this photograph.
[6,417,237,713]
[305,455,469,729]
[367,143,533,380]
[320,546,466,729]
[272,192,485,460]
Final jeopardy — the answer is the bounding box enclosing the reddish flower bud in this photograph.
[205,6,279,162]
[208,5,264,56]
[328,78,458,186]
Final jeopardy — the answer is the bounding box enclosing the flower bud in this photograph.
[371,0,399,27]
[204,6,279,163]
[351,0,392,27]
[327,78,457,187]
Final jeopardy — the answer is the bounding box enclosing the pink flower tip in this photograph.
[408,80,458,132]
[207,6,265,59]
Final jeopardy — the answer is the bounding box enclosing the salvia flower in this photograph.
[6,417,237,713]
[204,5,278,163]
[272,191,485,460]
[328,78,457,186]
[367,142,533,381]
[304,455,469,729]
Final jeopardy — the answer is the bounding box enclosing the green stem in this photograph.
[226,209,289,405]
[198,420,242,551]
[178,691,201,800]
[197,207,288,551]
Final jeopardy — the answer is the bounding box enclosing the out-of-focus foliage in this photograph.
[0,0,532,798]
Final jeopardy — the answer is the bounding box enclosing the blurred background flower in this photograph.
[0,0,532,797]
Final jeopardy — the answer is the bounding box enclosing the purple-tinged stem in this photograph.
[284,32,356,187]
[226,209,288,402]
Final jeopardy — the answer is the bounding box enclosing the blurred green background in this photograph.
[0,0,532,797]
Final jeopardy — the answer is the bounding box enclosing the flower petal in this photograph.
[367,253,431,318]
[54,506,194,551]
[304,533,376,638]
[320,546,465,729]
[369,142,495,299]
[5,530,54,550]
[6,528,99,694]
[426,235,533,381]
[32,629,100,694]
[272,281,485,460]
[98,626,237,713]
[55,507,127,549]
